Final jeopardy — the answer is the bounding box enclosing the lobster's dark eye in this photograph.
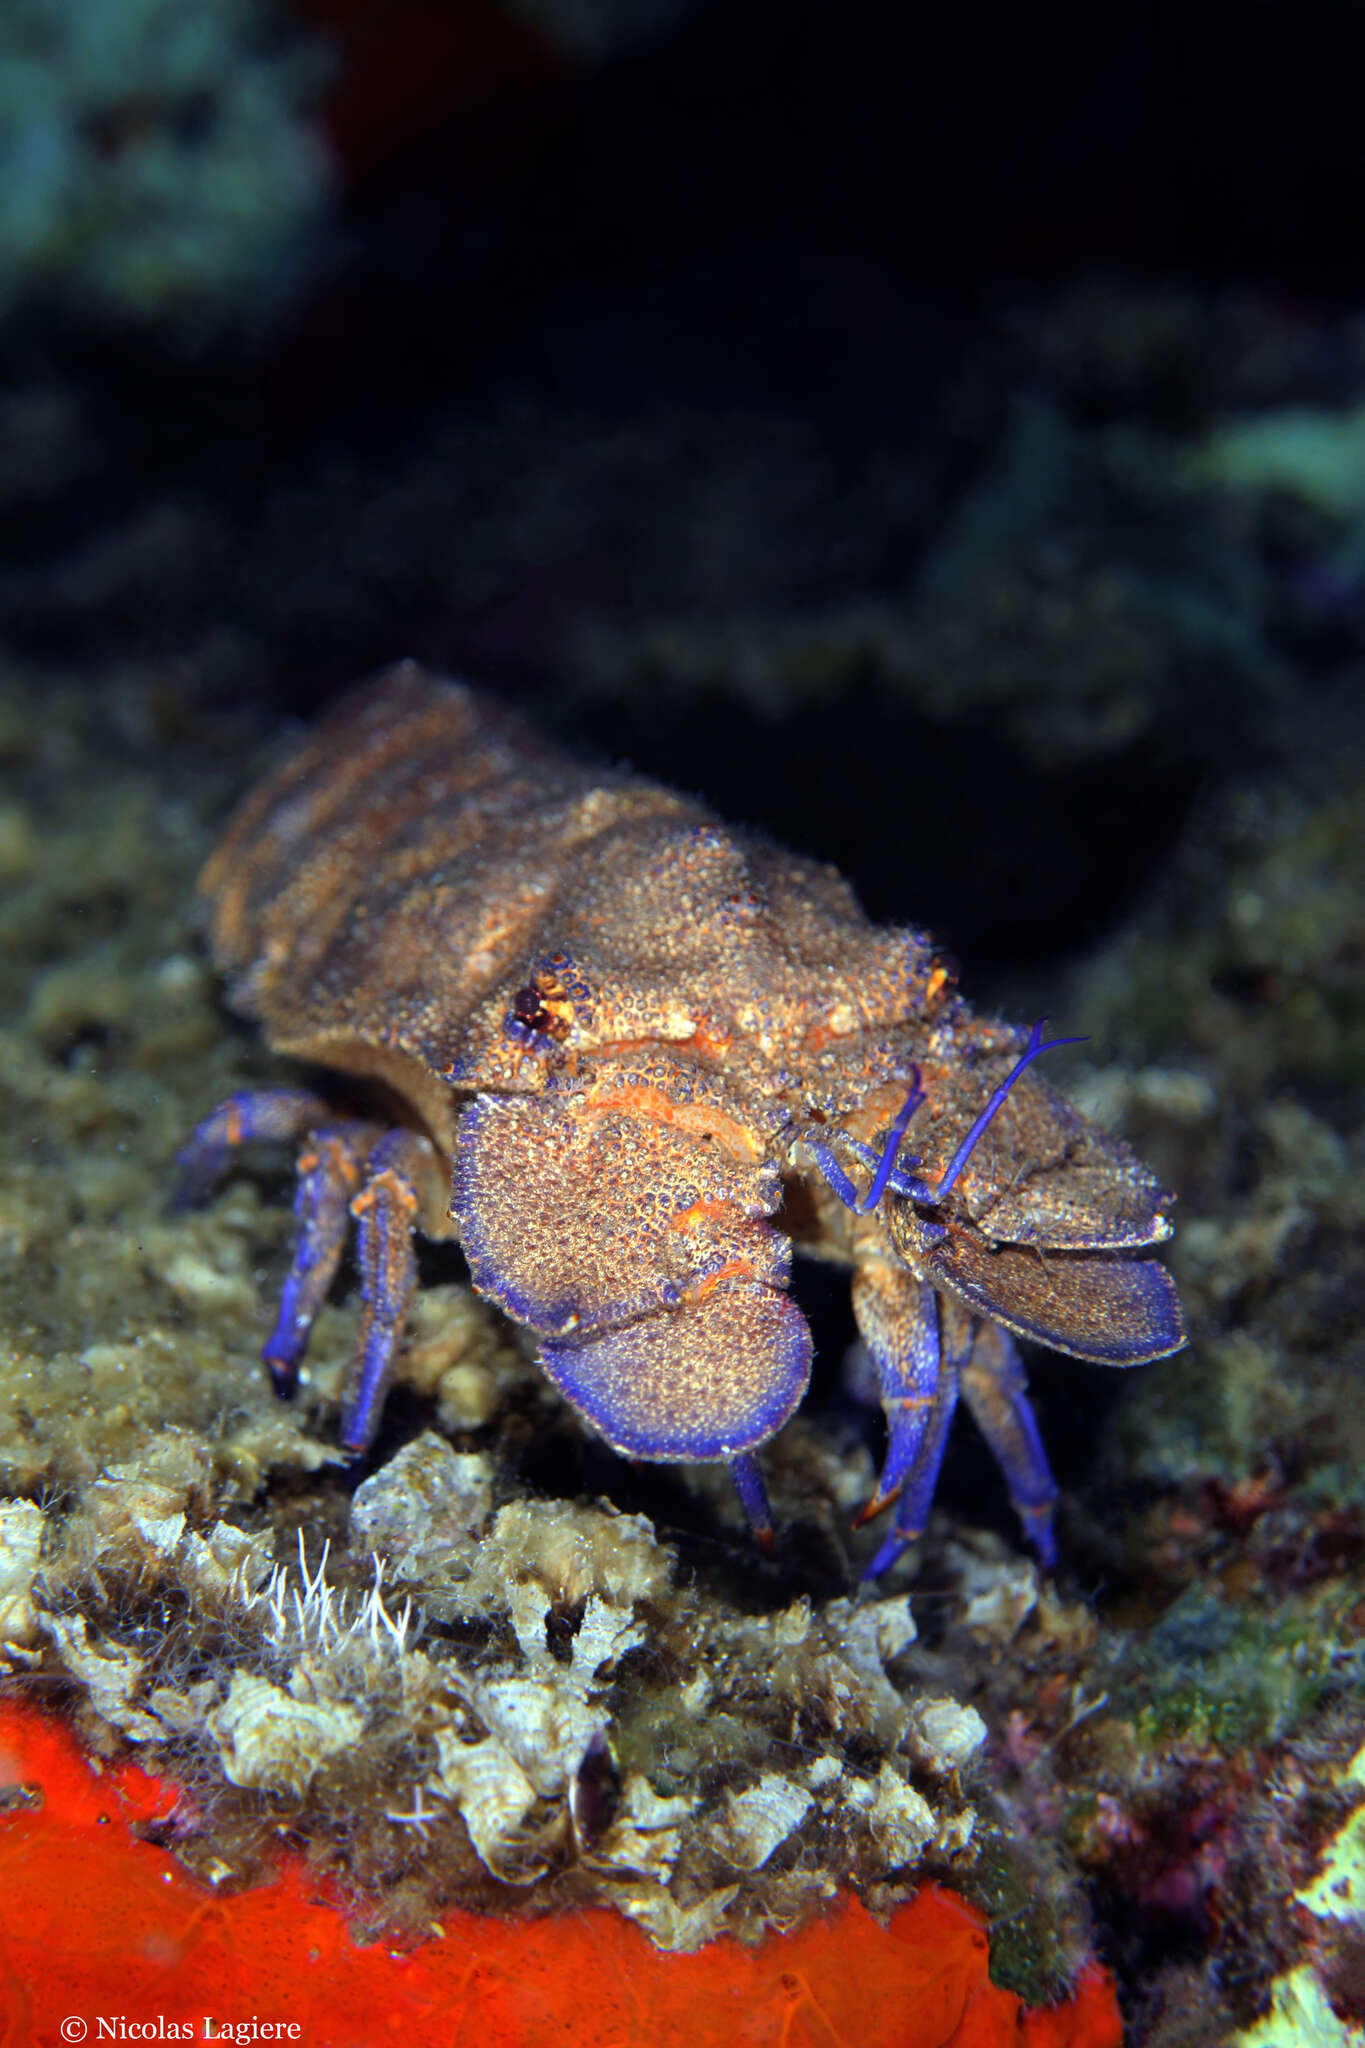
[505,960,576,1047]
[512,984,552,1035]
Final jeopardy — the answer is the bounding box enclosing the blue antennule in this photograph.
[807,1018,1086,1217]
[859,1070,926,1213]
[911,1016,1086,1210]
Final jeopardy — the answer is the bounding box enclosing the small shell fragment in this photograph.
[854,1764,938,1870]
[349,1432,494,1583]
[208,1669,364,1794]
[0,1500,44,1649]
[905,1698,988,1776]
[715,1773,813,1871]
[41,1612,163,1742]
[431,1730,538,1876]
[470,1672,607,1798]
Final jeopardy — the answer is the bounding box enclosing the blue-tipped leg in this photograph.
[261,1125,371,1399]
[853,1264,963,1578]
[173,1089,332,1210]
[340,1128,429,1454]
[863,1353,962,1580]
[851,1264,940,1518]
[958,1316,1058,1568]
[729,1453,776,1556]
[178,1090,446,1452]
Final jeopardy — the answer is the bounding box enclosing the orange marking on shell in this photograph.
[581,1084,762,1163]
[668,1198,734,1232]
[687,1258,757,1302]
[682,1017,732,1060]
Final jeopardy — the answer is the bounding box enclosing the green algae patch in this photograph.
[1124,1583,1356,1753]
[962,1831,1093,2011]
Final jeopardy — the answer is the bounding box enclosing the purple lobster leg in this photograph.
[956,1312,1059,1569]
[872,1356,960,1579]
[852,1262,961,1578]
[341,1127,441,1454]
[729,1453,776,1555]
[851,1262,939,1517]
[173,1088,333,1209]
[262,1123,377,1399]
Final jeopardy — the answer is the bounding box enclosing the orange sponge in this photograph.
[0,1699,1120,2048]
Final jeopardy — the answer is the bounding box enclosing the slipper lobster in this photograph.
[180,663,1185,1575]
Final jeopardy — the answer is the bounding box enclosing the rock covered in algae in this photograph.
[1222,1736,1365,2046]
[7,1325,993,1954]
[1,606,1362,2037]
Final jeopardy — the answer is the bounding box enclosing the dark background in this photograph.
[6,0,1364,971]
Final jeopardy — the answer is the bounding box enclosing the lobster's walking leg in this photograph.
[263,1123,379,1398]
[852,1261,962,1578]
[343,1127,444,1454]
[851,1262,939,1518]
[728,1452,776,1555]
[877,1351,961,1578]
[957,1312,1059,1568]
[173,1088,334,1209]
